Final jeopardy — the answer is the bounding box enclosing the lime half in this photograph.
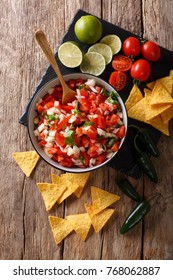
[88,43,113,65]
[80,52,106,76]
[58,41,83,68]
[100,34,122,55]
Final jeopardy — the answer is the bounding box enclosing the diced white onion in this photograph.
[46,136,55,143]
[85,79,96,87]
[49,130,56,137]
[38,123,45,132]
[43,129,49,136]
[68,115,76,123]
[34,129,39,136]
[47,107,56,115]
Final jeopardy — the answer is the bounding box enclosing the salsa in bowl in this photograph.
[27,73,127,172]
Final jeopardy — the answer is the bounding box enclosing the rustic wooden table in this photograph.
[1,0,173,260]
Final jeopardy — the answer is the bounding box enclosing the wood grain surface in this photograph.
[0,0,173,260]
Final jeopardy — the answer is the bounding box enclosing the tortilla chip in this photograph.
[127,97,147,122]
[60,172,90,198]
[66,213,91,241]
[48,216,73,245]
[150,80,173,105]
[12,151,40,177]
[161,105,173,124]
[125,84,143,111]
[52,174,79,203]
[147,76,173,96]
[37,183,66,211]
[147,115,170,136]
[91,186,120,215]
[169,69,173,77]
[146,81,156,90]
[85,204,115,233]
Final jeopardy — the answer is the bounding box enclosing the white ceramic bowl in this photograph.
[27,73,128,173]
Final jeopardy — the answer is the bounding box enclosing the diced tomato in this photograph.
[55,132,65,147]
[86,126,97,140]
[57,115,71,130]
[45,101,54,109]
[76,127,83,137]
[54,85,63,92]
[106,114,119,127]
[47,147,59,154]
[88,93,96,101]
[38,139,47,146]
[79,98,90,113]
[61,105,74,112]
[36,104,45,114]
[75,78,85,87]
[82,136,90,147]
[42,94,53,102]
[68,79,76,89]
[60,157,74,167]
[80,89,89,98]
[81,151,90,167]
[95,153,106,165]
[88,143,99,158]
[95,86,102,93]
[89,101,97,113]
[99,102,109,112]
[116,125,126,138]
[97,114,105,129]
[95,93,105,104]
[111,141,120,152]
[90,116,98,128]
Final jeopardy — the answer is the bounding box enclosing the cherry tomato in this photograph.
[141,41,161,62]
[130,59,151,82]
[122,36,141,57]
[112,55,132,72]
[109,71,127,91]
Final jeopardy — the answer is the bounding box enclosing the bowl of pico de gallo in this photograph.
[27,73,128,173]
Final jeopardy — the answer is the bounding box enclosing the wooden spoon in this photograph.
[35,29,76,104]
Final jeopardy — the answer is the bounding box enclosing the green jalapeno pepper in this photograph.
[129,125,159,157]
[117,179,141,202]
[134,134,158,183]
[120,200,151,234]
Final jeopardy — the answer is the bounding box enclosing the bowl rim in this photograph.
[27,73,128,173]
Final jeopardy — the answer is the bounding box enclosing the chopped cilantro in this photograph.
[107,137,115,147]
[77,84,85,89]
[64,130,75,145]
[46,115,58,121]
[73,101,80,115]
[100,87,109,97]
[83,121,94,127]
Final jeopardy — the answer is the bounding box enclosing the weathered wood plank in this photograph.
[142,0,173,260]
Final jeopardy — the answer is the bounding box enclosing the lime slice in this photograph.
[80,52,106,76]
[88,43,113,65]
[58,41,83,68]
[100,34,122,55]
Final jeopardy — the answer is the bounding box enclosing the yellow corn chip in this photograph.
[146,81,156,90]
[66,213,91,241]
[60,172,90,198]
[37,183,66,211]
[150,80,173,105]
[147,76,173,96]
[85,204,115,233]
[91,186,120,215]
[169,69,173,76]
[48,216,73,245]
[125,84,143,111]
[161,105,173,124]
[147,115,170,136]
[12,151,40,177]
[52,174,79,203]
[127,97,147,122]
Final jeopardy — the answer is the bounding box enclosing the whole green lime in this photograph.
[74,15,103,44]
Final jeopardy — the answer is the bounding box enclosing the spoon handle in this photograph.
[35,30,66,87]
